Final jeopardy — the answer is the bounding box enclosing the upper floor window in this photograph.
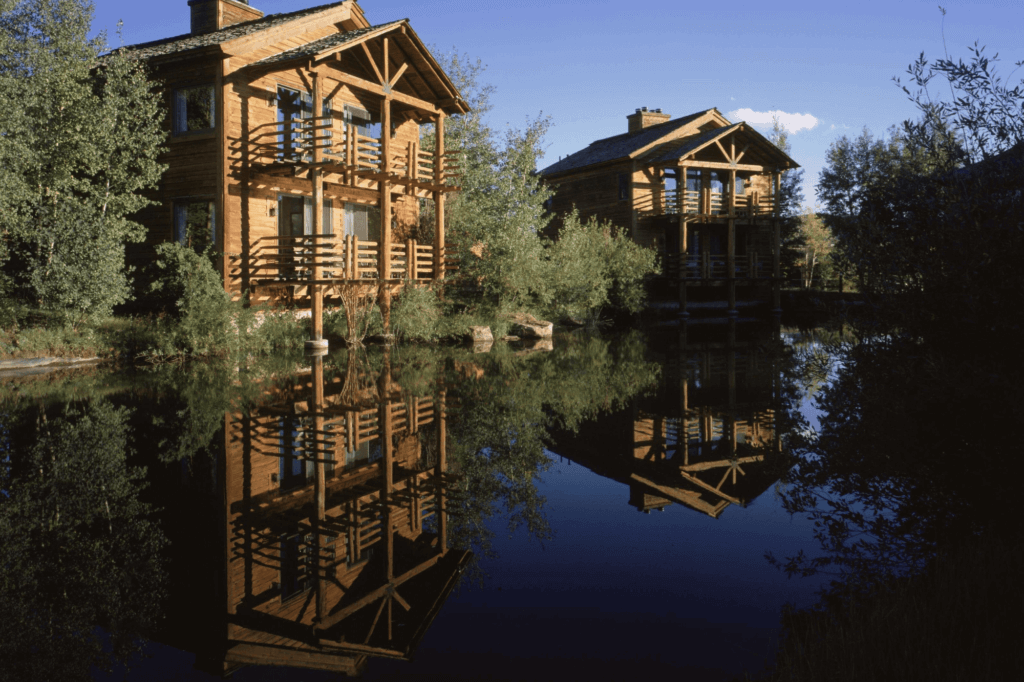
[618,173,629,201]
[344,104,381,139]
[173,85,214,134]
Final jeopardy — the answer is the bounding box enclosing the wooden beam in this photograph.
[671,160,765,172]
[388,62,409,88]
[714,138,730,163]
[315,554,444,631]
[327,63,441,115]
[735,144,749,164]
[360,42,385,84]
[382,37,390,84]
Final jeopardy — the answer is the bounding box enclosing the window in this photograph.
[344,104,381,139]
[277,195,333,237]
[173,86,214,134]
[735,176,746,195]
[618,173,630,201]
[686,169,702,192]
[277,86,311,161]
[173,200,216,252]
[344,203,380,242]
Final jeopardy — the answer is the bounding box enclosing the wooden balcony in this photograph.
[238,234,449,286]
[663,253,771,281]
[247,116,460,194]
[640,188,777,219]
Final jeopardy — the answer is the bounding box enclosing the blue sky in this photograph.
[92,0,1024,207]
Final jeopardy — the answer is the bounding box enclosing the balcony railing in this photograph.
[663,253,771,280]
[241,234,443,284]
[640,188,777,218]
[248,116,461,189]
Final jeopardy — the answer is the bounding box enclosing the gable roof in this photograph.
[539,109,712,177]
[249,19,404,67]
[642,122,798,169]
[642,122,744,165]
[110,1,350,61]
[540,109,799,177]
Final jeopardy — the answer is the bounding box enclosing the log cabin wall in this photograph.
[127,55,221,272]
[543,160,634,237]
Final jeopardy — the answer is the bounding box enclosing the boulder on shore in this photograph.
[508,313,553,339]
[466,326,493,343]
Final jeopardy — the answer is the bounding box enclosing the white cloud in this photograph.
[728,108,819,133]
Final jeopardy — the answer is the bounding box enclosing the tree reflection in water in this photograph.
[0,401,165,682]
[767,320,1024,680]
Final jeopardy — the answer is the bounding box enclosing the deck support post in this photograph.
[772,171,782,313]
[727,217,737,316]
[434,113,446,281]
[379,94,393,335]
[307,70,327,350]
[678,212,688,317]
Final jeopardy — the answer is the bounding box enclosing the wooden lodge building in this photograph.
[539,108,799,316]
[115,0,465,338]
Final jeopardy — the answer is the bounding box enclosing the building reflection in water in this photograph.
[189,350,469,677]
[551,320,785,519]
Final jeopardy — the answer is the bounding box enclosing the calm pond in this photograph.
[1,322,836,681]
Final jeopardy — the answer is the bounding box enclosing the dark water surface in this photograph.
[1,323,832,681]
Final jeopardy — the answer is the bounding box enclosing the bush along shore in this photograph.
[1,221,657,365]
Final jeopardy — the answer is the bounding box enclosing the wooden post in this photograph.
[729,169,737,217]
[727,217,737,315]
[379,95,393,334]
[310,71,325,345]
[434,113,446,281]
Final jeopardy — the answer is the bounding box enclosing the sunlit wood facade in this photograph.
[119,1,466,332]
[539,108,799,315]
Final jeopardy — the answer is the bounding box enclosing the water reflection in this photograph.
[1,327,808,680]
[165,351,469,676]
[551,321,789,519]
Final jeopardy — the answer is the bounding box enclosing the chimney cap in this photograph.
[641,106,648,112]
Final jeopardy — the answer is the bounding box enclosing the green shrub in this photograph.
[545,210,659,323]
[145,242,234,356]
[391,281,442,342]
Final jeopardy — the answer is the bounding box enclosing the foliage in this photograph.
[768,115,807,279]
[545,210,660,322]
[390,281,443,342]
[423,51,657,323]
[0,400,166,681]
[795,208,834,288]
[0,0,165,325]
[145,241,235,355]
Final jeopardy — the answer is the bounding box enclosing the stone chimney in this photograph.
[627,107,671,133]
[189,0,263,35]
